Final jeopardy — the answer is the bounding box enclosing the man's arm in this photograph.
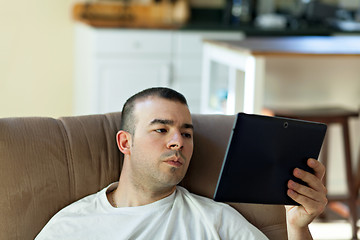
[286,158,328,240]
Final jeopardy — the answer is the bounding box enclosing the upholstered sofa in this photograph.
[0,112,287,239]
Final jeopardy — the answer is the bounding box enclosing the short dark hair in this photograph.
[120,87,188,135]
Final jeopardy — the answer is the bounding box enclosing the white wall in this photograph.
[0,0,74,117]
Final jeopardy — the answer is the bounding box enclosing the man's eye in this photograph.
[155,129,167,133]
[182,133,192,138]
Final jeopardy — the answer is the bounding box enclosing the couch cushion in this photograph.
[0,112,287,240]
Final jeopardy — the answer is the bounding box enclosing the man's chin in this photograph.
[161,173,185,187]
[158,164,187,185]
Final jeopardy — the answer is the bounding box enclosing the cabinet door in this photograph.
[97,59,171,114]
[74,25,173,115]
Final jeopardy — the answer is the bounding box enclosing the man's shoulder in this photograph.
[175,186,268,239]
[175,186,237,214]
[49,188,106,223]
[61,191,101,214]
[35,185,111,239]
[176,186,225,205]
[60,183,117,215]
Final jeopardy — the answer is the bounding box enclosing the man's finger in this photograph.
[288,179,327,203]
[293,168,324,192]
[307,158,325,180]
[287,188,327,216]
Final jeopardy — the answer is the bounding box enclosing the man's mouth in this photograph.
[162,152,185,168]
[165,159,183,168]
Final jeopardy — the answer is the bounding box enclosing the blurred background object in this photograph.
[73,0,190,28]
[1,0,360,118]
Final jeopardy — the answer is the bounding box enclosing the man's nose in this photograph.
[167,131,183,150]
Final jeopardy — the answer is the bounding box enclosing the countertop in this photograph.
[180,22,336,36]
[203,36,360,56]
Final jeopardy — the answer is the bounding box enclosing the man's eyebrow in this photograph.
[183,123,194,130]
[149,119,194,130]
[150,119,174,126]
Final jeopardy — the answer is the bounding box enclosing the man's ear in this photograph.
[116,130,132,155]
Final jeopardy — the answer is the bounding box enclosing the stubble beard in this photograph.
[155,150,188,187]
[130,151,188,191]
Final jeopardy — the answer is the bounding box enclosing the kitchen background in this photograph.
[1,0,359,118]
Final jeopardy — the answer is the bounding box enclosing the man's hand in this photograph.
[286,158,328,239]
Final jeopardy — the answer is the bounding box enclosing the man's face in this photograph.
[127,97,194,190]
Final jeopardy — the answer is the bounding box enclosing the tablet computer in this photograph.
[213,113,327,205]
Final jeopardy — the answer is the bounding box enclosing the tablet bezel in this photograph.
[213,113,327,205]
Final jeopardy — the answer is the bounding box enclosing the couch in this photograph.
[0,112,287,239]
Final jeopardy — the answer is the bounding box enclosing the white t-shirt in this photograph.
[36,183,268,240]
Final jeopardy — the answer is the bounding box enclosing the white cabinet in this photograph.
[74,23,244,115]
[97,59,173,113]
[172,31,244,113]
[74,24,173,115]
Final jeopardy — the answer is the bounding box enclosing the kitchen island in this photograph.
[201,36,360,114]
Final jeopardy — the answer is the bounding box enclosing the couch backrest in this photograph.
[0,113,287,239]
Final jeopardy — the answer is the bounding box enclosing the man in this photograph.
[36,87,327,239]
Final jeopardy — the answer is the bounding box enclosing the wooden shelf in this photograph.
[72,1,189,29]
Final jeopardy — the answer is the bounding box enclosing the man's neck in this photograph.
[109,174,176,208]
